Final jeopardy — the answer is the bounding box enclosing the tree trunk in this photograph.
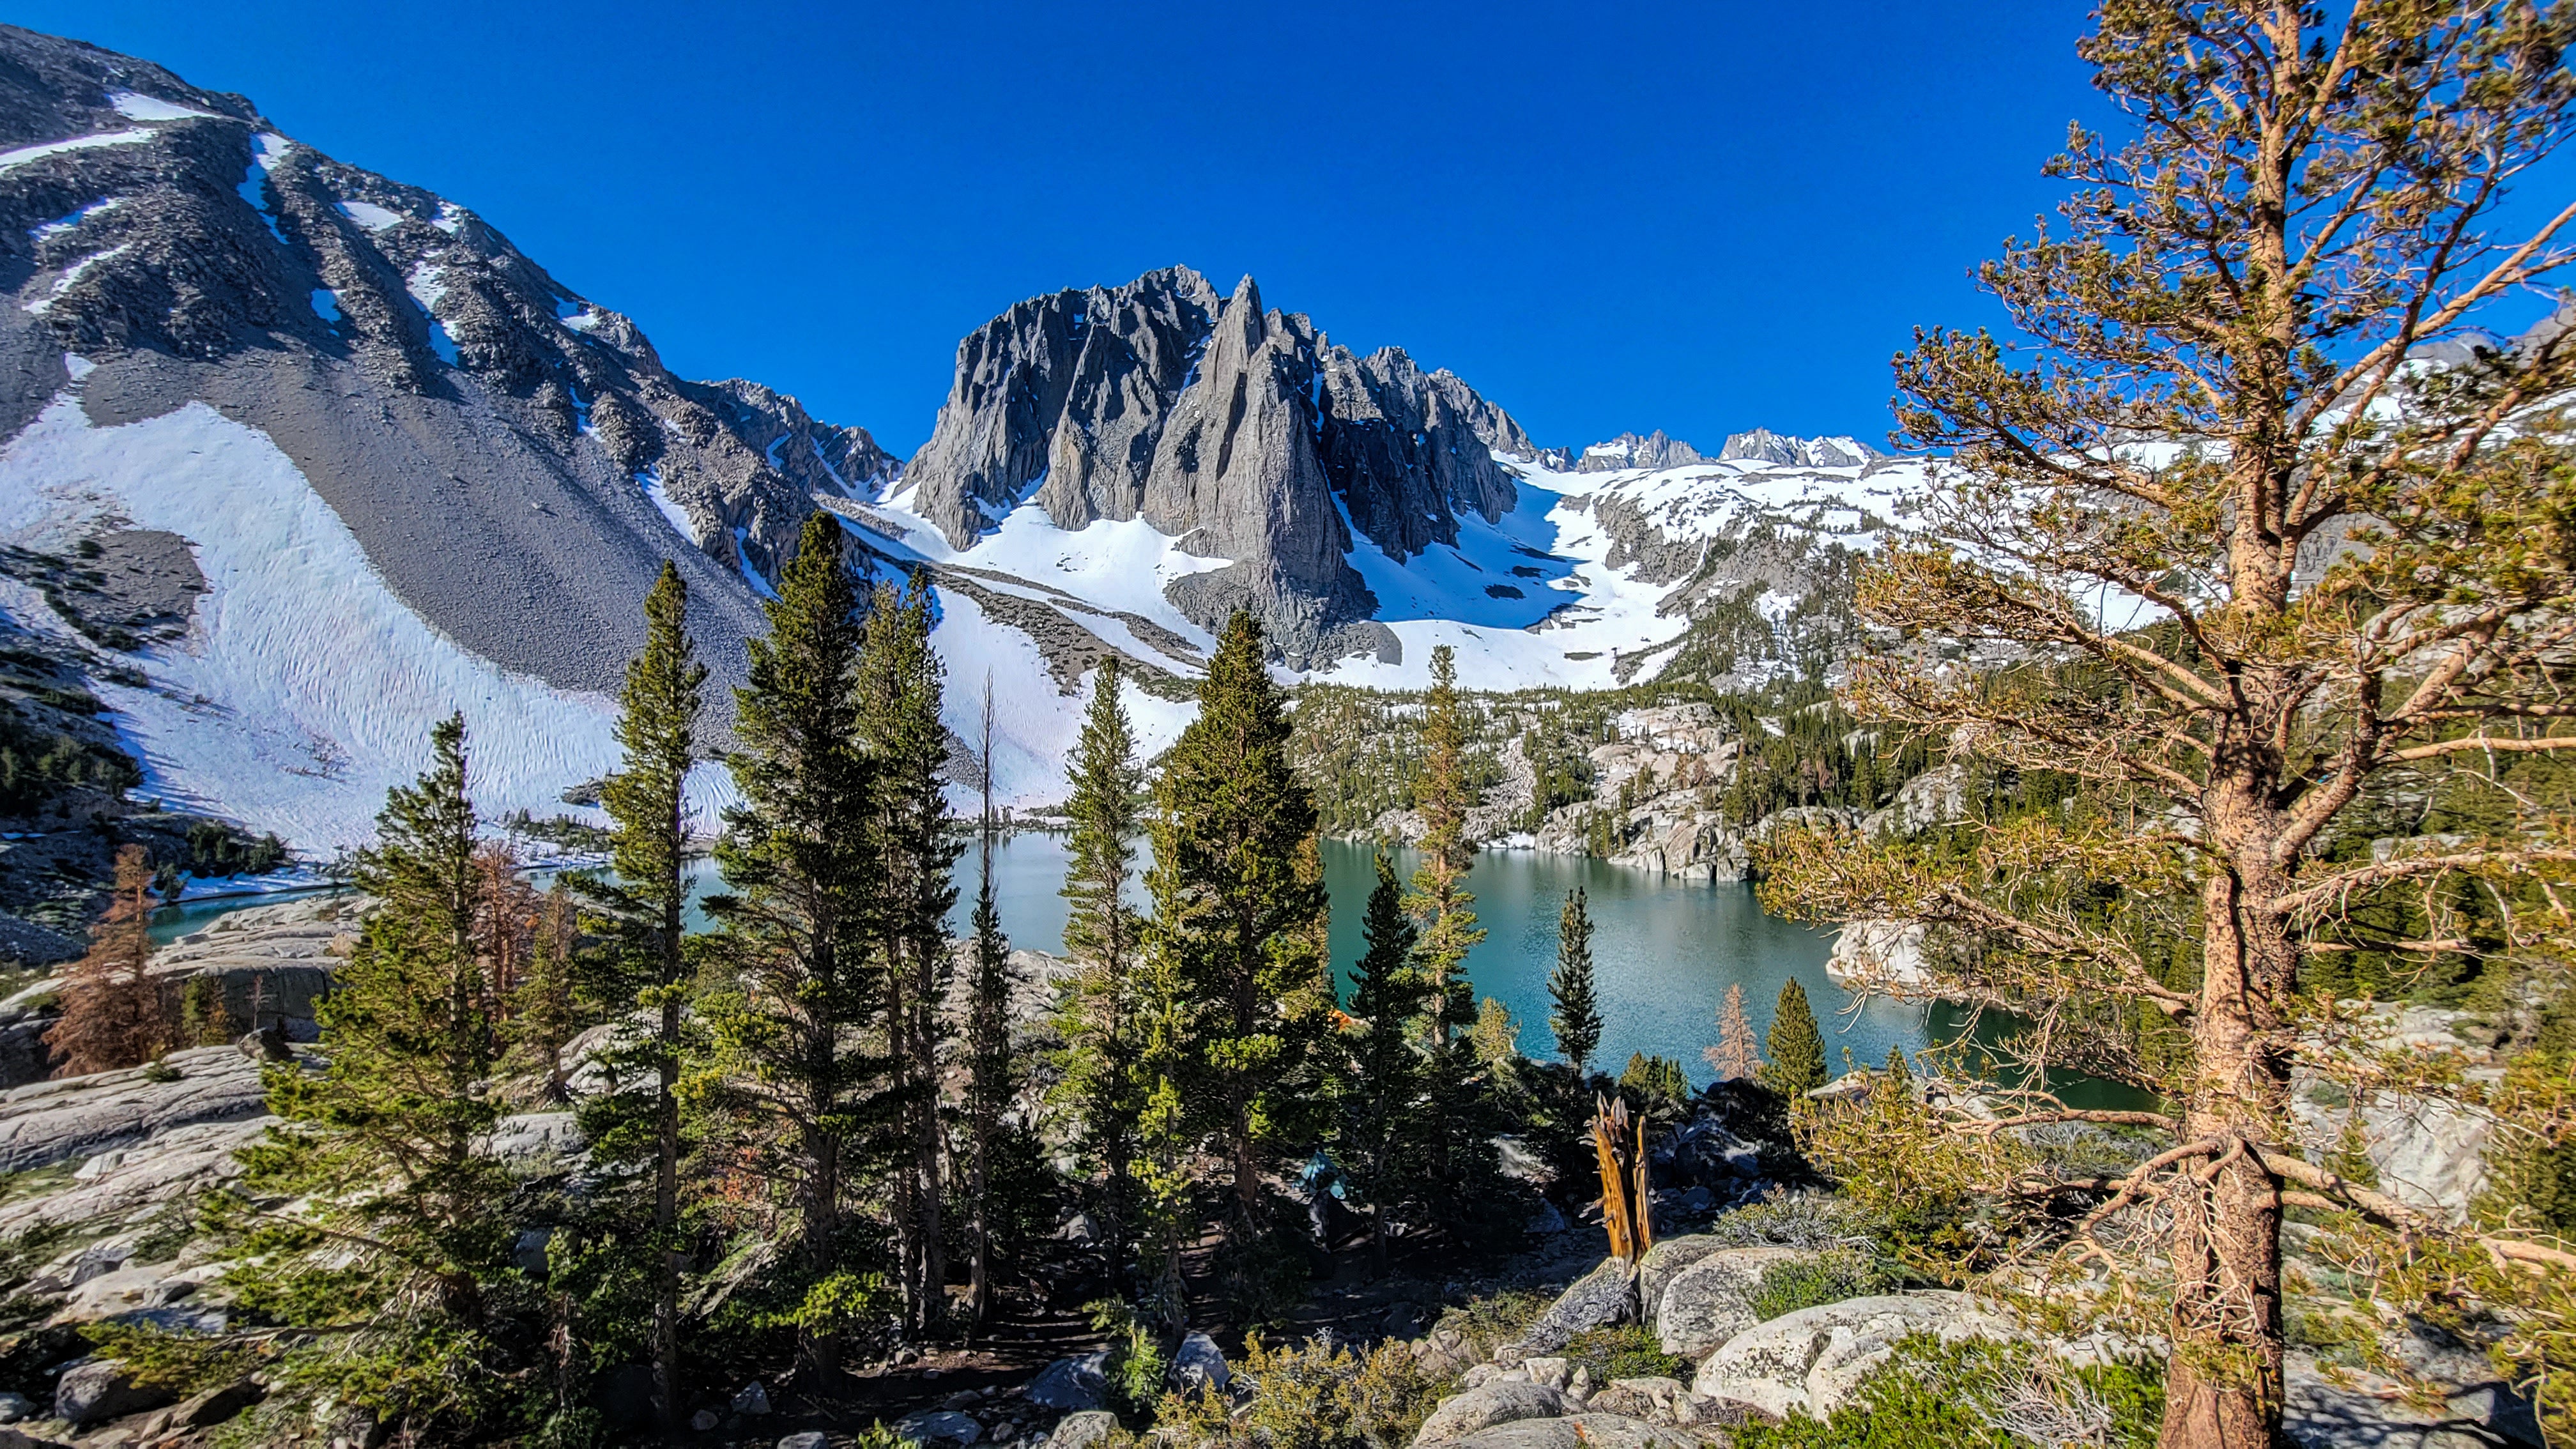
[652,992,682,1441]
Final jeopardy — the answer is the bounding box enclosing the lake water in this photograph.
[148,834,1935,1086]
[951,834,1929,1088]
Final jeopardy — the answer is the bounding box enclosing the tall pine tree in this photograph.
[214,715,522,1436]
[1545,887,1600,1075]
[1146,610,1331,1308]
[963,675,1016,1328]
[1403,645,1497,1231]
[1340,851,1422,1276]
[47,844,166,1076]
[581,558,707,1433]
[855,574,959,1333]
[1052,656,1146,1285]
[703,514,880,1378]
[1758,977,1827,1099]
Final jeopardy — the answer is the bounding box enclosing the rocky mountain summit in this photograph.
[900,268,1542,666]
[0,24,894,717]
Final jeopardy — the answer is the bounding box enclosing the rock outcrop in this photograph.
[901,268,1535,666]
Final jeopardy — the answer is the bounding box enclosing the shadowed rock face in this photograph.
[902,268,1540,666]
[0,24,896,710]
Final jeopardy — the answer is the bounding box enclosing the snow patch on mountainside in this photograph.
[0,130,153,176]
[0,391,734,849]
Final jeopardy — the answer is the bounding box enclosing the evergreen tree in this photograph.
[963,675,1017,1328]
[580,558,707,1432]
[1052,657,1145,1284]
[1405,645,1485,1048]
[213,716,523,1436]
[1758,978,1827,1100]
[503,882,579,1103]
[1705,983,1763,1082]
[703,513,880,1379]
[47,844,166,1075]
[1545,887,1600,1073]
[1146,610,1331,1308]
[855,573,960,1333]
[1471,997,1521,1070]
[1340,851,1422,1276]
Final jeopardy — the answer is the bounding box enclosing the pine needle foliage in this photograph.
[1706,983,1765,1083]
[1547,887,1602,1073]
[1053,657,1147,1282]
[46,843,165,1075]
[701,513,884,1377]
[1758,978,1827,1100]
[1144,610,1331,1307]
[1340,850,1423,1275]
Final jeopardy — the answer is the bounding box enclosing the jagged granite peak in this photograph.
[1717,428,1883,468]
[1576,430,1708,473]
[903,267,1539,664]
[0,24,896,714]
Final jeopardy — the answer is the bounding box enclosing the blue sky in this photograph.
[22,3,2561,457]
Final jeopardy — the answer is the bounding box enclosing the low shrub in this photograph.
[1747,1248,1892,1322]
[1560,1323,1686,1383]
[1155,1335,1438,1449]
[1735,1333,2163,1449]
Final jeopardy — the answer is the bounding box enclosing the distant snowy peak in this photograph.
[1577,427,1884,474]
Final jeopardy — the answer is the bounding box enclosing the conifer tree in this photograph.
[47,844,166,1076]
[1545,887,1600,1074]
[1054,657,1145,1282]
[856,573,959,1332]
[1146,610,1331,1296]
[1340,851,1422,1276]
[963,675,1016,1328]
[1406,645,1485,1049]
[503,882,579,1103]
[1705,982,1763,1082]
[703,514,878,1378]
[1758,978,1827,1100]
[214,715,521,1436]
[581,558,706,1432]
[1471,997,1520,1069]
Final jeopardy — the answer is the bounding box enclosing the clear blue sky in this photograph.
[20,1,2537,458]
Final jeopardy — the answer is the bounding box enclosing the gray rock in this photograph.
[896,1409,983,1446]
[691,1409,720,1432]
[1413,1380,1570,1445]
[1169,1331,1229,1395]
[1653,1245,1811,1360]
[2284,1353,2540,1448]
[1690,1291,2016,1420]
[733,1381,771,1416]
[1450,1414,1698,1449]
[1515,1257,1639,1356]
[0,1045,287,1172]
[1576,431,1709,474]
[485,1113,585,1165]
[54,1358,175,1427]
[1050,1409,1119,1449]
[511,1229,552,1273]
[1027,1350,1110,1411]
[778,1434,831,1449]
[0,1392,27,1423]
[1634,1236,1733,1320]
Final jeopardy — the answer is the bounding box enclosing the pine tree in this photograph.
[1406,645,1485,1049]
[178,974,232,1048]
[503,882,579,1103]
[1545,887,1600,1074]
[1705,983,1763,1082]
[213,715,521,1436]
[963,674,1017,1328]
[1471,997,1520,1069]
[1052,656,1145,1284]
[855,573,960,1333]
[1340,851,1422,1276]
[579,557,707,1433]
[1146,610,1331,1307]
[47,844,166,1075]
[703,513,880,1378]
[1758,978,1827,1100]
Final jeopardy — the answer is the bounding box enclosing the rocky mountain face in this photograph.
[0,25,894,710]
[901,268,1540,666]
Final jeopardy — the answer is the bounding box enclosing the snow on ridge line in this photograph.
[0,390,735,850]
[107,91,224,123]
[0,130,154,175]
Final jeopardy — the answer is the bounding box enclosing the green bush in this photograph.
[1747,1249,1891,1322]
[1158,1335,1440,1448]
[1735,1333,2163,1449]
[1442,1289,1549,1363]
[1560,1323,1686,1383]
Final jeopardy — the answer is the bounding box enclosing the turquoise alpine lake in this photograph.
[149,833,1938,1086]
